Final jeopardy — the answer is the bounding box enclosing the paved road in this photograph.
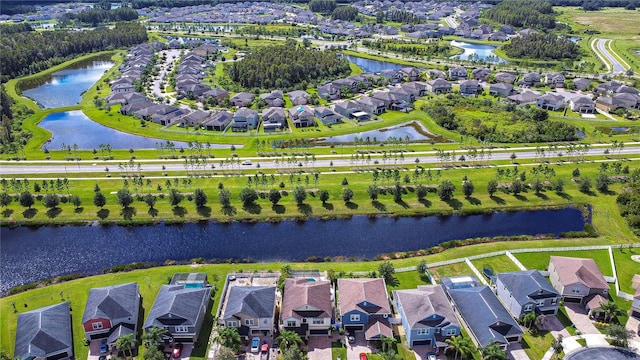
[2,146,640,176]
[593,39,628,74]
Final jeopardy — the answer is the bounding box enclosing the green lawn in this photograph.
[471,255,521,275]
[611,246,640,294]
[514,250,612,275]
[332,341,346,360]
[521,330,555,360]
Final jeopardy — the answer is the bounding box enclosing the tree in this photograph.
[417,259,428,274]
[572,168,581,177]
[143,345,165,360]
[342,188,354,203]
[487,180,498,197]
[378,261,397,286]
[282,346,306,360]
[217,327,242,353]
[553,178,565,193]
[510,179,524,195]
[239,187,258,206]
[607,323,631,348]
[599,300,623,323]
[318,189,330,204]
[19,191,34,209]
[42,193,60,209]
[531,179,544,194]
[144,194,156,209]
[341,177,349,186]
[596,174,611,193]
[0,192,12,208]
[169,189,184,207]
[269,189,282,206]
[142,326,167,348]
[219,188,231,208]
[70,195,81,209]
[437,180,455,201]
[116,188,133,208]
[416,184,428,200]
[462,181,474,198]
[115,333,136,358]
[522,311,537,328]
[293,186,307,204]
[551,335,564,359]
[480,342,507,360]
[577,176,592,193]
[93,191,106,208]
[510,152,517,163]
[446,335,473,360]
[276,329,304,353]
[194,188,208,207]
[367,185,379,201]
[380,335,397,353]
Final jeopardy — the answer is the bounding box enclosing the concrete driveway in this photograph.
[307,336,333,360]
[626,316,640,343]
[564,304,599,335]
[507,342,530,360]
[542,315,571,339]
[346,332,374,360]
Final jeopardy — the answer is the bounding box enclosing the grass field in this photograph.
[514,249,613,275]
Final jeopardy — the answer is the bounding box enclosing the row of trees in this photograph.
[309,0,337,13]
[361,39,453,58]
[483,0,556,30]
[331,5,359,21]
[503,34,580,61]
[70,7,139,26]
[228,42,350,90]
[0,22,147,81]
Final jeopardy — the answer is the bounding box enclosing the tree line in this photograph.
[361,39,453,58]
[227,42,350,90]
[0,22,147,81]
[309,0,336,13]
[331,5,359,21]
[483,0,556,30]
[503,33,580,60]
[69,7,139,26]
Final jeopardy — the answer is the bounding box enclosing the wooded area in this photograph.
[331,5,359,21]
[503,33,580,60]
[228,43,350,91]
[484,0,556,30]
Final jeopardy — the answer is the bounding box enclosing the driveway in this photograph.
[346,332,374,360]
[507,342,530,360]
[564,303,599,335]
[542,315,571,339]
[307,336,333,360]
[626,316,640,343]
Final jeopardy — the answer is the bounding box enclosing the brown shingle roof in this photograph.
[338,278,390,315]
[281,278,332,320]
[551,256,608,290]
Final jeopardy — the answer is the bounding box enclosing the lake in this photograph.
[21,56,115,108]
[450,40,507,64]
[38,111,231,150]
[320,121,449,143]
[345,55,406,73]
[0,208,586,293]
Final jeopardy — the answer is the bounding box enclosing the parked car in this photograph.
[251,337,261,353]
[172,343,183,358]
[427,351,437,360]
[100,340,108,354]
[359,352,368,360]
[347,331,355,343]
[242,160,252,166]
[260,343,269,360]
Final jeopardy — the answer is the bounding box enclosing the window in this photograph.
[302,319,307,324]
[92,323,103,330]
[175,326,189,333]
[227,321,238,327]
[572,287,580,294]
[417,328,429,335]
[538,300,545,306]
[446,329,457,336]
[286,321,297,327]
[551,298,557,305]
[524,304,533,312]
[245,319,254,326]
[313,318,324,325]
[350,314,361,322]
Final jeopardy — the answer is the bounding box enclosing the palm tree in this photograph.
[607,323,631,348]
[380,335,397,353]
[116,334,136,358]
[522,311,537,328]
[480,343,507,360]
[446,335,473,360]
[599,300,623,323]
[551,335,564,359]
[142,326,167,348]
[276,329,304,353]
[217,327,242,353]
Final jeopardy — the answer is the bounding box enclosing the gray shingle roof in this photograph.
[82,282,139,323]
[394,285,459,329]
[224,286,276,319]
[15,302,72,360]
[447,286,523,347]
[143,285,210,328]
[497,270,559,306]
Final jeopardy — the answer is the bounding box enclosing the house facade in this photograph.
[82,282,141,343]
[426,79,452,94]
[222,286,277,338]
[232,108,260,132]
[281,278,333,338]
[289,106,315,127]
[314,106,341,125]
[459,80,481,96]
[489,83,514,97]
[338,278,392,341]
[495,270,560,319]
[536,93,565,111]
[570,96,595,114]
[548,256,609,306]
[393,285,460,350]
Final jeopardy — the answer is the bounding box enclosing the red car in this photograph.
[172,343,183,358]
[260,344,270,360]
[359,352,368,360]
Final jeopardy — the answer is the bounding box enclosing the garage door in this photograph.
[563,297,582,303]
[345,325,364,331]
[412,340,432,346]
[310,330,328,335]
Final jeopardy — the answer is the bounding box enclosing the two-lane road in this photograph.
[592,39,628,74]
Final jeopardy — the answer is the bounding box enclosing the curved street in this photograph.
[592,39,628,74]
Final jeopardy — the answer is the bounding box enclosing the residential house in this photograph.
[573,78,592,92]
[201,87,229,103]
[288,105,315,128]
[231,92,255,107]
[548,256,609,308]
[507,91,539,105]
[389,86,416,103]
[472,68,491,82]
[400,67,421,81]
[459,80,481,96]
[427,69,447,80]
[494,72,516,84]
[350,75,373,90]
[332,78,359,94]
[112,83,135,93]
[180,110,211,127]
[232,108,260,132]
[426,79,452,94]
[488,31,507,41]
[314,106,341,125]
[262,107,287,130]
[334,100,362,119]
[260,90,285,107]
[179,83,211,99]
[520,72,542,87]
[288,90,311,106]
[496,270,560,319]
[372,91,395,110]
[143,285,211,343]
[134,104,178,122]
[121,101,155,116]
[403,82,427,97]
[318,83,341,100]
[536,93,565,111]
[357,96,386,115]
[489,83,515,97]
[393,285,461,350]
[203,111,233,131]
[152,108,189,126]
[631,286,640,319]
[281,278,333,338]
[546,73,566,88]
[379,69,403,84]
[594,81,623,95]
[222,286,277,338]
[596,93,640,112]
[193,42,217,56]
[82,283,140,344]
[447,286,523,350]
[570,96,595,114]
[337,278,392,341]
[15,302,73,360]
[448,67,468,80]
